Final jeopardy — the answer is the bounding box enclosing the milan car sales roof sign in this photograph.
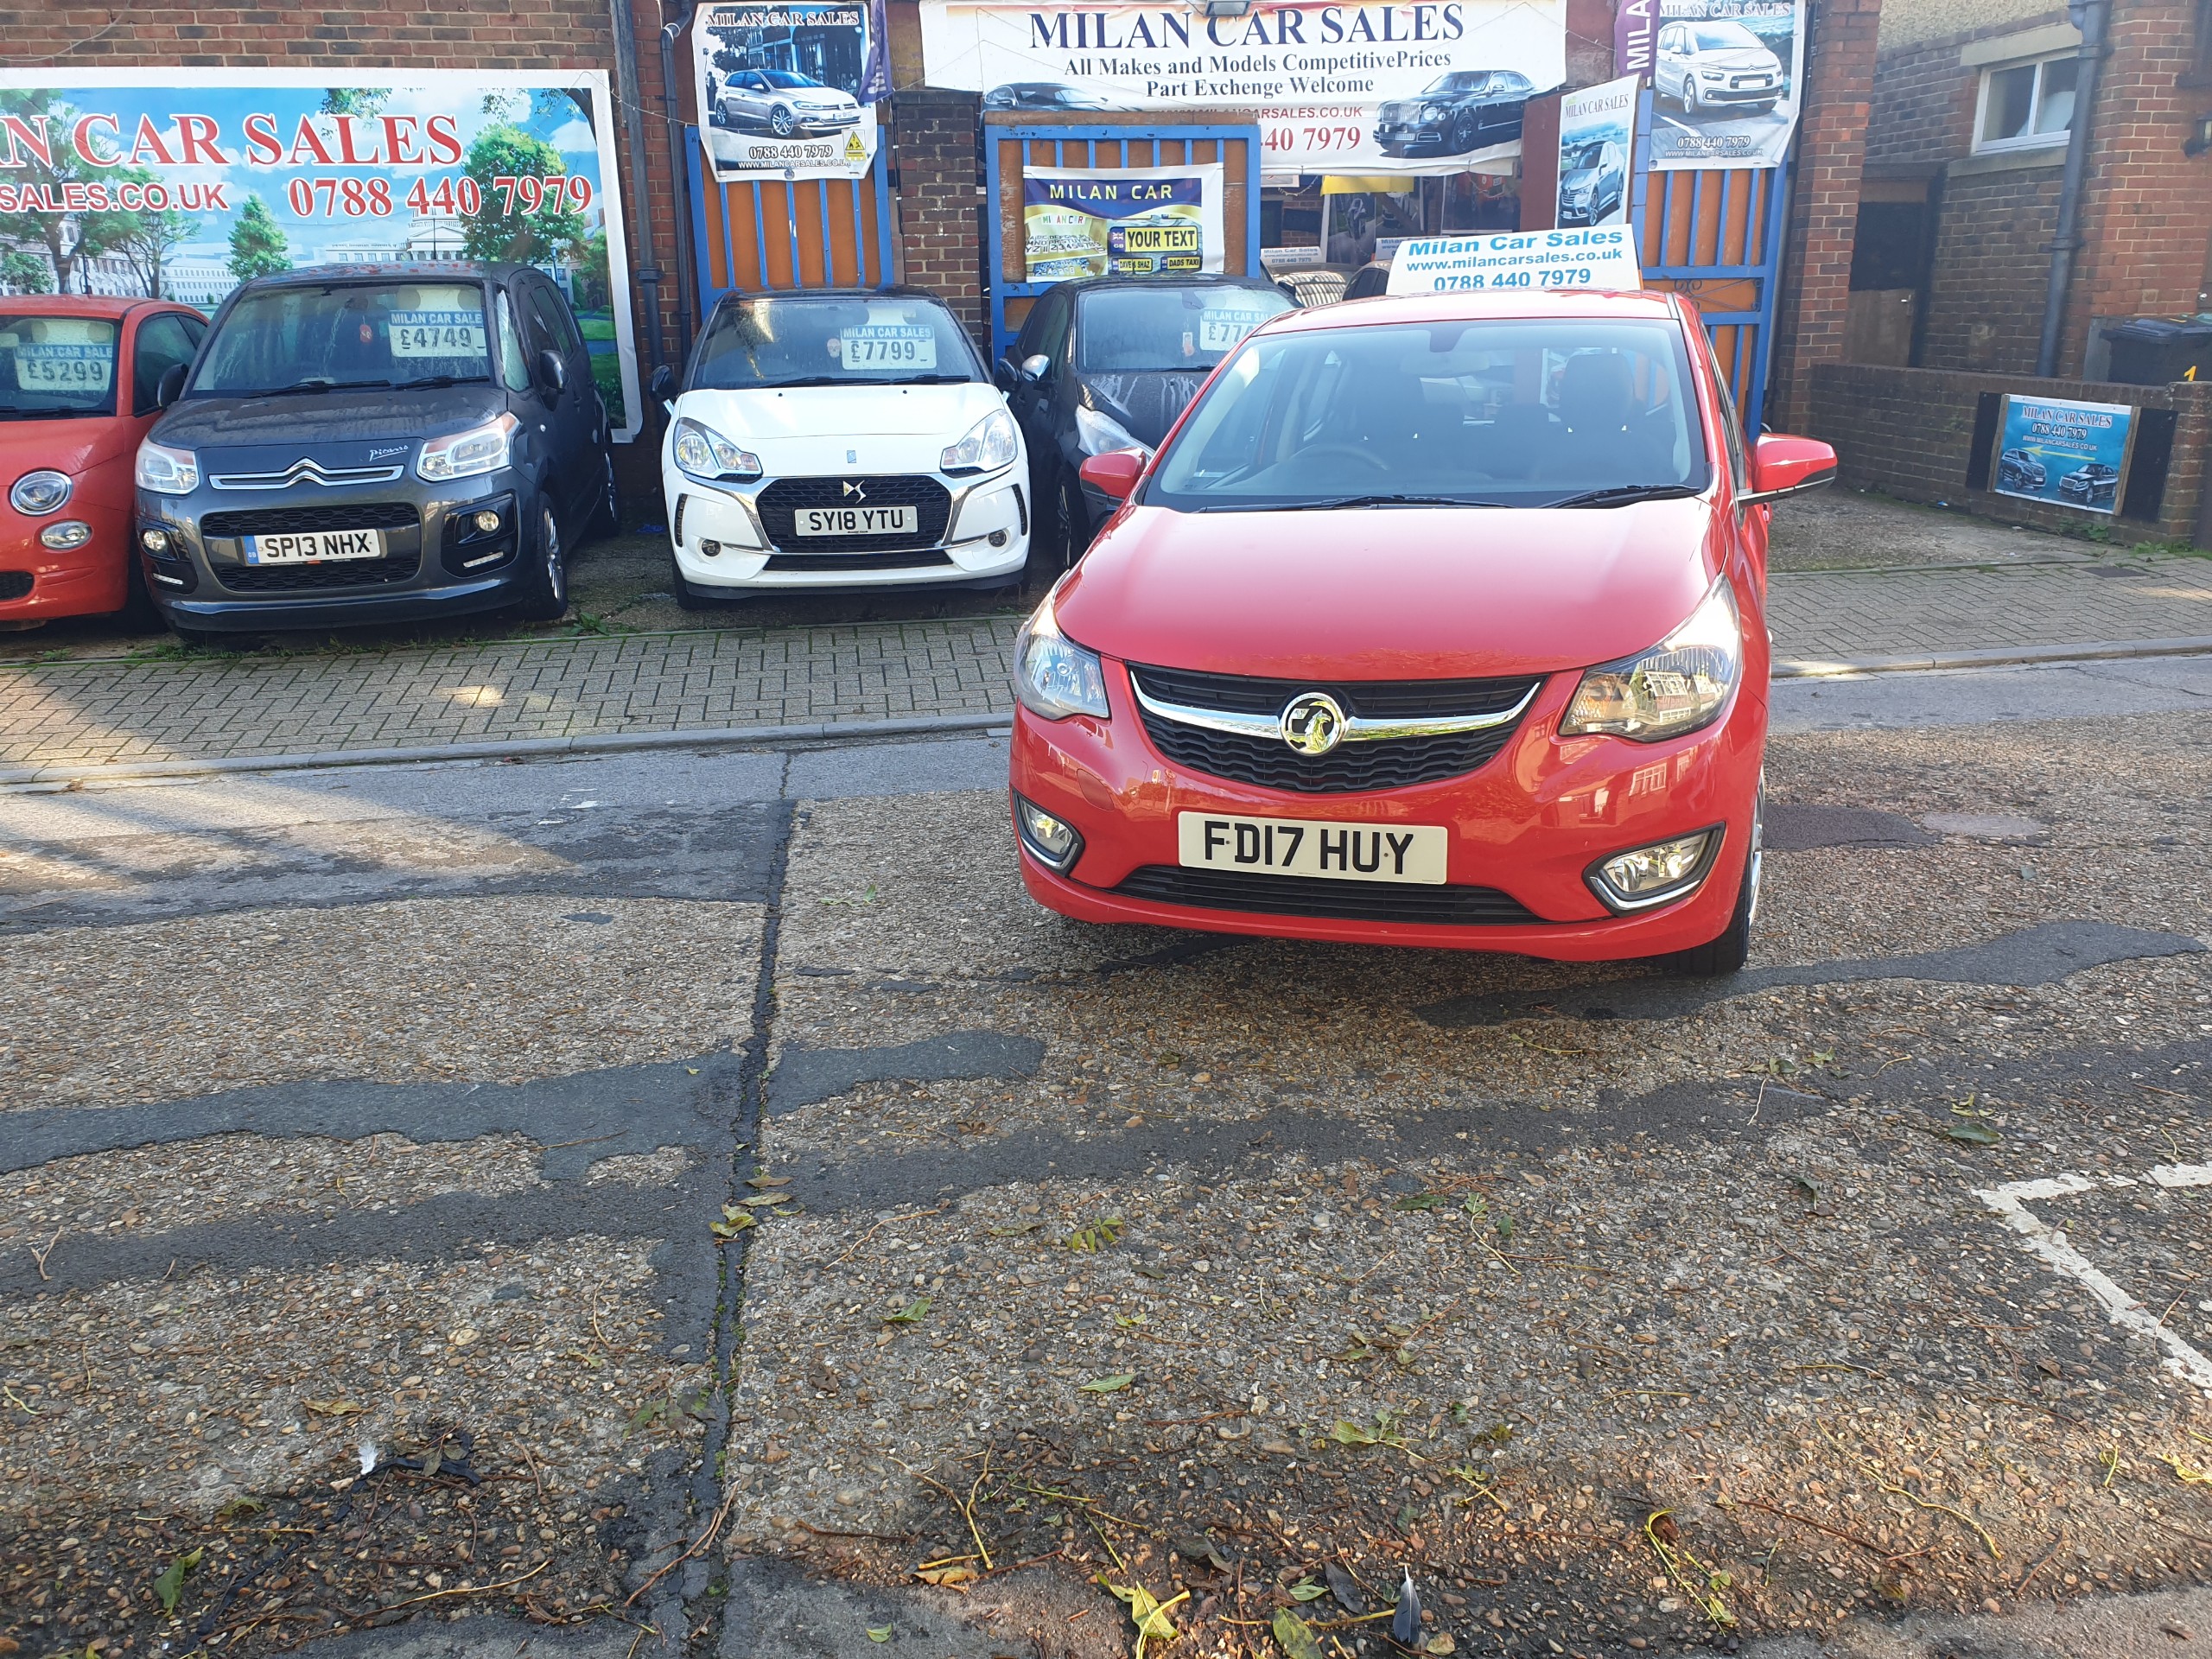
[920,0,1566,176]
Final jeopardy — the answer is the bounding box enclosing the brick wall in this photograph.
[0,2,685,488]
[1921,164,2064,371]
[1808,361,2212,545]
[1765,0,1883,435]
[888,90,985,349]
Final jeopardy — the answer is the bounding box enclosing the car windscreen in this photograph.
[1074,286,1295,374]
[190,282,493,397]
[690,296,983,389]
[1691,22,1764,49]
[1564,140,1610,169]
[1423,73,1484,93]
[0,315,121,417]
[762,71,819,87]
[1145,317,1711,512]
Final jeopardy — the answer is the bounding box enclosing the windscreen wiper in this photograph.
[1546,483,1703,509]
[261,378,394,397]
[756,375,852,389]
[392,373,488,390]
[1200,493,1512,512]
[884,373,973,385]
[0,407,86,419]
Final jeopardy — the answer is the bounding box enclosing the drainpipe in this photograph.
[2034,0,2110,378]
[659,0,701,367]
[607,0,664,404]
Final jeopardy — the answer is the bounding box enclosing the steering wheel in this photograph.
[1292,442,1391,474]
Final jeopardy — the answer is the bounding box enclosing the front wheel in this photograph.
[515,500,570,621]
[1656,798,1761,978]
[769,105,796,138]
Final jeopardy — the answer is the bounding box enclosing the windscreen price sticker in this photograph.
[1199,308,1269,353]
[1388,228,1642,296]
[390,311,486,358]
[837,326,936,370]
[14,342,112,391]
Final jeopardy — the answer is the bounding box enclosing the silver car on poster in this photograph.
[714,70,861,140]
[1654,19,1787,115]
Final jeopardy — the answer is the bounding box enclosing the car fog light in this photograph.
[699,538,721,557]
[40,520,92,550]
[1588,829,1720,913]
[989,530,1007,548]
[140,528,171,555]
[474,509,503,534]
[1014,794,1084,874]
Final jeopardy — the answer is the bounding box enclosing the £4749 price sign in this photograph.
[283,173,593,219]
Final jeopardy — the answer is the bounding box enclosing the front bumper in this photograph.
[1374,124,1457,156]
[138,474,532,632]
[1007,658,1766,961]
[1695,79,1779,103]
[1,504,130,622]
[667,464,1028,592]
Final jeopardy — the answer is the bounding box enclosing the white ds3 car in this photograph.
[655,289,1031,603]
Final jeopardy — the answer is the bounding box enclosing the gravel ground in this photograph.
[1766,493,2094,573]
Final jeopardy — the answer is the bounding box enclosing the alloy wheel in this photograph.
[542,505,565,605]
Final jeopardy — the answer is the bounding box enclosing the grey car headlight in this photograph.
[672,416,762,483]
[1560,576,1741,743]
[134,441,199,496]
[1013,588,1109,721]
[417,412,518,482]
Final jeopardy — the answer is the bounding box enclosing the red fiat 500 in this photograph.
[2,297,207,626]
[1006,289,1834,974]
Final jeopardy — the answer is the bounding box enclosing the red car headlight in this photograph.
[1560,575,1741,743]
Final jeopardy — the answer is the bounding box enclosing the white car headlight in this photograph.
[416,412,518,483]
[1560,576,1741,742]
[134,441,200,496]
[1013,588,1109,721]
[1074,404,1149,459]
[941,408,1019,476]
[10,469,72,516]
[672,416,761,483]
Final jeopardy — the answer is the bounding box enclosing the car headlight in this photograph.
[134,441,200,496]
[416,412,518,483]
[1560,575,1741,742]
[10,469,71,516]
[1417,106,1447,125]
[941,408,1020,476]
[1587,828,1721,912]
[672,416,762,483]
[1700,67,1728,79]
[1013,588,1109,721]
[1074,404,1149,459]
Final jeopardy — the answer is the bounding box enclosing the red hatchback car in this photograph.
[2,297,207,626]
[1007,289,1834,975]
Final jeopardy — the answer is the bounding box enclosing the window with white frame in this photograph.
[1974,53,2080,152]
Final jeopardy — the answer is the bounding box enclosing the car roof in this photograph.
[708,284,952,307]
[235,262,532,292]
[0,295,179,319]
[1060,274,1287,296]
[1250,286,1683,335]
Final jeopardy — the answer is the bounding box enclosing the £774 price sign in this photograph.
[283,173,593,219]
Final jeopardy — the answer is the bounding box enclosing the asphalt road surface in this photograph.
[4,660,2211,1659]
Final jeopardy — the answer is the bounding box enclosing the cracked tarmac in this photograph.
[3,670,2211,1659]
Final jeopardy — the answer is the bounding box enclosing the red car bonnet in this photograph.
[0,418,125,482]
[1050,494,1725,682]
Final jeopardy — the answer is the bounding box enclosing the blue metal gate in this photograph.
[982,122,1265,364]
[1628,87,1792,433]
[686,127,898,305]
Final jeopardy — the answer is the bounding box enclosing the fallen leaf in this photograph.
[1271,1607,1325,1659]
[1065,1217,1126,1252]
[1937,1118,2001,1146]
[915,1564,977,1586]
[865,1627,893,1643]
[711,1205,760,1240]
[1288,1577,1328,1602]
[747,1175,793,1188]
[1098,1576,1187,1659]
[1392,1193,1448,1211]
[301,1399,365,1417]
[1327,1420,1380,1446]
[1426,1637,1457,1655]
[882,1297,931,1325]
[1080,1373,1135,1394]
[1323,1560,1366,1613]
[153,1548,204,1613]
[741,1192,792,1207]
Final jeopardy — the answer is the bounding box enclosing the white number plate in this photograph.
[1177,811,1448,885]
[838,325,936,369]
[796,505,918,537]
[244,528,385,563]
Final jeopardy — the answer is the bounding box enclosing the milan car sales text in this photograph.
[1029,3,1472,50]
[0,110,469,172]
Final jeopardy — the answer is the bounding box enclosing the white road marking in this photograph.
[1974,1163,2212,1395]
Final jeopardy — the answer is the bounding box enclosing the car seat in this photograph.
[1549,352,1674,483]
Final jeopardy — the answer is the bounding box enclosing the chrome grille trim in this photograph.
[209,461,408,491]
[1128,676,1541,744]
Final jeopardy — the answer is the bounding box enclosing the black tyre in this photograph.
[116,557,160,632]
[671,546,719,612]
[515,500,570,621]
[1022,467,1084,589]
[1449,112,1477,154]
[1656,800,1761,978]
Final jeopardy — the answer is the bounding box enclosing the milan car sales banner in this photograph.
[0,69,644,440]
[918,0,1566,177]
[692,1,891,181]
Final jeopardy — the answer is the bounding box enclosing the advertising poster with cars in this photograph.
[0,68,644,441]
[692,1,890,181]
[1993,394,2133,515]
[1555,73,1635,226]
[1387,226,1639,293]
[1638,0,1803,171]
[1021,164,1225,282]
[918,0,1566,176]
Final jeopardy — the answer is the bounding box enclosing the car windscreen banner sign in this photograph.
[1994,394,2134,516]
[1021,164,1226,282]
[1646,0,1803,171]
[1385,226,1639,294]
[693,2,888,181]
[918,0,1566,177]
[1556,73,1635,227]
[0,68,644,441]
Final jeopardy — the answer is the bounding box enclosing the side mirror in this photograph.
[993,355,1020,391]
[650,364,676,410]
[1742,434,1836,503]
[1021,353,1051,382]
[156,363,188,410]
[537,348,567,397]
[1079,448,1145,503]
